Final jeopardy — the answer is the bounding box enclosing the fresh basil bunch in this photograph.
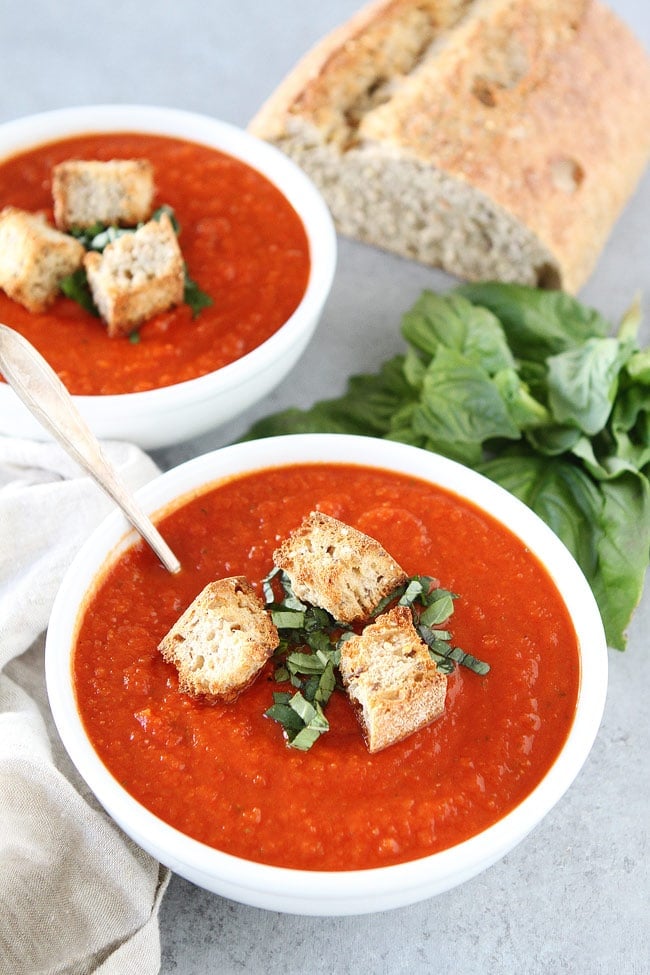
[244,283,650,651]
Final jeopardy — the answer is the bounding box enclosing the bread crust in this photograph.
[250,0,650,292]
[251,0,473,141]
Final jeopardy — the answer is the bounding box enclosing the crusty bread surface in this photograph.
[273,510,408,622]
[339,603,447,752]
[52,158,155,230]
[0,206,85,312]
[84,212,184,335]
[157,576,279,701]
[249,0,650,292]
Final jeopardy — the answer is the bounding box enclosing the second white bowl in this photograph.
[0,105,336,448]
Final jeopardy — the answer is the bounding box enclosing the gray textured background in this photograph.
[1,2,648,972]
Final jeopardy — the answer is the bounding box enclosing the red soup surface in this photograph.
[0,133,310,394]
[73,463,580,871]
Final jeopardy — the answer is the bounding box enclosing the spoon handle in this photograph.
[0,324,181,574]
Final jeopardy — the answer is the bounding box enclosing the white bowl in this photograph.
[45,434,608,915]
[0,105,336,448]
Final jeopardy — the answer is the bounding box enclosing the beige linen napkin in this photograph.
[0,437,170,975]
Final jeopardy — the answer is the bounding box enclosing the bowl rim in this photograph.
[0,104,337,409]
[45,433,608,906]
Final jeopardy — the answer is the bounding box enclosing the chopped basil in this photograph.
[70,223,132,252]
[152,204,180,233]
[59,268,99,317]
[62,204,213,323]
[262,568,348,749]
[261,566,488,751]
[375,574,490,676]
[418,624,490,676]
[270,609,305,629]
[183,267,213,319]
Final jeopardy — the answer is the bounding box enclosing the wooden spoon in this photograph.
[0,323,181,574]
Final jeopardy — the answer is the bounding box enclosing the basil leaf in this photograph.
[420,594,455,627]
[411,347,520,452]
[271,609,305,629]
[262,566,281,603]
[152,204,180,233]
[478,450,602,586]
[290,721,329,751]
[590,472,650,650]
[492,368,550,430]
[476,449,648,650]
[59,269,99,316]
[184,268,213,318]
[447,646,491,676]
[547,337,634,436]
[286,651,327,675]
[608,379,650,472]
[67,221,111,250]
[88,226,131,251]
[399,578,427,604]
[456,282,610,359]
[265,688,330,749]
[626,348,650,385]
[264,701,305,733]
[244,356,413,441]
[525,424,583,457]
[314,659,337,704]
[401,290,515,373]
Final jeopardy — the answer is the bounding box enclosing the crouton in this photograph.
[157,576,279,701]
[0,206,85,312]
[52,158,155,230]
[339,604,447,752]
[273,510,408,623]
[84,212,184,336]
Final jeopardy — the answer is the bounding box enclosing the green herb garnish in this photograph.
[68,222,132,252]
[183,267,213,318]
[151,204,180,233]
[373,574,490,676]
[261,567,342,749]
[61,204,212,323]
[261,566,486,750]
[59,267,99,317]
[243,284,650,650]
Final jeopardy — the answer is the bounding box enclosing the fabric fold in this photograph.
[0,437,170,975]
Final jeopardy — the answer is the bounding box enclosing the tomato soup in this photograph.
[0,133,309,394]
[73,463,580,871]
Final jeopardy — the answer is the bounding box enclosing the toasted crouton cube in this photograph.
[339,604,447,752]
[84,212,184,336]
[157,576,279,701]
[273,511,408,623]
[0,206,85,312]
[52,158,155,230]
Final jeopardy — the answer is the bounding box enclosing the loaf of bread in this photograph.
[339,603,447,752]
[249,0,650,292]
[273,510,408,622]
